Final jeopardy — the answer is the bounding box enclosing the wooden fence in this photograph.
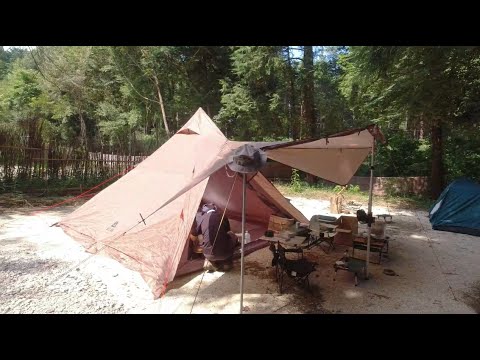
[0,145,148,194]
[2,147,429,197]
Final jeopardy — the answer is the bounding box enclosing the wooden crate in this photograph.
[334,215,358,245]
[340,215,358,234]
[268,215,295,232]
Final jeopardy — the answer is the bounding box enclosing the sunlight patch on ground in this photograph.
[344,289,362,299]
[410,234,428,240]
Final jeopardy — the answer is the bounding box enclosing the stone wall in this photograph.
[260,161,429,196]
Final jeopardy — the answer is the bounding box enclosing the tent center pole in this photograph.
[240,173,246,314]
[366,141,375,279]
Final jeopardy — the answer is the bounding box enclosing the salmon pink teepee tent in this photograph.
[56,108,306,298]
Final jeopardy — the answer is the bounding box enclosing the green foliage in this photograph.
[1,45,479,197]
[355,132,432,177]
[341,46,480,196]
[348,185,361,193]
[314,53,354,134]
[0,63,50,147]
[0,47,28,80]
[333,184,361,194]
[444,123,480,182]
[290,168,303,192]
[340,47,465,126]
[216,46,290,140]
[376,132,430,176]
[332,185,342,192]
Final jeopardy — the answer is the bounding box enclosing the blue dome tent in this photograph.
[429,179,480,236]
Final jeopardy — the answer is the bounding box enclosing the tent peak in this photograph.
[176,108,225,137]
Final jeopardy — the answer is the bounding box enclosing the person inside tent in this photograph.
[191,202,239,272]
[188,206,207,259]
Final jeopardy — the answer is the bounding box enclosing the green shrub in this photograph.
[290,169,304,193]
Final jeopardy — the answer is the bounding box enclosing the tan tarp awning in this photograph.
[263,127,379,185]
[232,126,384,186]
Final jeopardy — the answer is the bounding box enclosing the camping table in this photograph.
[315,222,338,231]
[352,236,389,264]
[309,222,338,253]
[260,235,307,248]
[260,230,336,251]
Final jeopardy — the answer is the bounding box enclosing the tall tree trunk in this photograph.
[406,113,413,135]
[144,103,148,135]
[303,46,316,137]
[128,128,132,157]
[78,110,88,182]
[152,74,170,138]
[78,110,88,151]
[430,119,444,199]
[303,46,318,185]
[132,130,136,155]
[287,47,299,140]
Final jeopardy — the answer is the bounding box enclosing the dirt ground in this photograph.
[1,197,479,314]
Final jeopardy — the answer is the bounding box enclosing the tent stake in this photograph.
[240,173,246,314]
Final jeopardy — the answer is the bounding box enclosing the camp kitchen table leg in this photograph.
[378,240,389,264]
[320,234,335,254]
[327,235,335,252]
[305,235,319,251]
[320,243,329,254]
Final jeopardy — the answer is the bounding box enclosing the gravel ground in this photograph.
[0,207,154,314]
[0,238,125,314]
[1,197,479,314]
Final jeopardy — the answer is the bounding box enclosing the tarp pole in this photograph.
[239,173,246,314]
[366,141,375,279]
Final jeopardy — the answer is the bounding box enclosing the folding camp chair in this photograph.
[270,242,316,294]
[333,251,367,286]
[306,215,338,253]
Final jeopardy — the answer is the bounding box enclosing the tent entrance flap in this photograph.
[202,167,307,225]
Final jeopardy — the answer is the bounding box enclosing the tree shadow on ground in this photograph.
[463,281,480,314]
[0,253,60,275]
[168,271,203,291]
[166,256,332,314]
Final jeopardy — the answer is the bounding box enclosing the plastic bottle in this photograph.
[244,230,251,244]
